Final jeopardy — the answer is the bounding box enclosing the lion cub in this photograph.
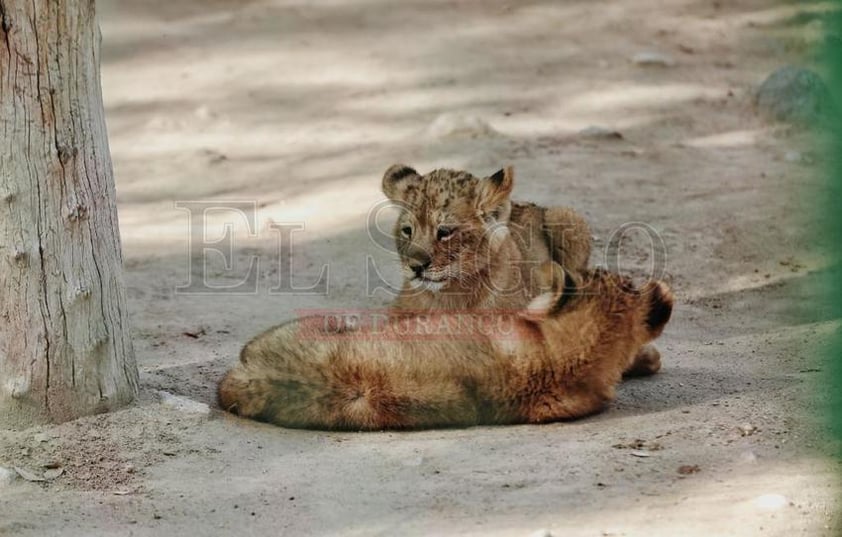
[218,264,673,430]
[383,164,591,311]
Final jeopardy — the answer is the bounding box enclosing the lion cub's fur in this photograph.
[218,266,674,430]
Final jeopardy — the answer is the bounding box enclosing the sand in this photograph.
[1,0,839,535]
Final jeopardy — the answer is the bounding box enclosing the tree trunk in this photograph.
[0,0,137,428]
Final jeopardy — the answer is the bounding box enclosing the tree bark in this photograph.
[0,0,137,428]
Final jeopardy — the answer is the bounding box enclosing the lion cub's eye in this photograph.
[437,226,455,241]
[400,226,413,238]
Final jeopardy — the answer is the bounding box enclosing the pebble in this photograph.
[13,466,45,482]
[631,51,676,67]
[755,66,834,125]
[0,466,17,487]
[677,464,701,475]
[578,126,623,140]
[158,391,211,415]
[784,150,802,162]
[753,493,789,510]
[783,150,815,165]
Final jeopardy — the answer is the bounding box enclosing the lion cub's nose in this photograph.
[409,260,431,277]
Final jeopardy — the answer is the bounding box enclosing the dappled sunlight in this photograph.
[0,0,818,534]
[118,179,383,250]
[563,84,725,115]
[681,128,770,149]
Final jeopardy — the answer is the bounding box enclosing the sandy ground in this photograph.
[1,0,840,535]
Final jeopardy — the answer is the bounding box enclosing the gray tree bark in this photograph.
[0,0,137,428]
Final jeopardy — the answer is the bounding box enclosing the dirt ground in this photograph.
[1,0,840,535]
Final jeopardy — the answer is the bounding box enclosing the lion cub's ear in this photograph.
[520,261,577,322]
[477,166,514,218]
[382,164,421,201]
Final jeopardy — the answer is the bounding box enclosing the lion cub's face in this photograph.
[382,165,514,293]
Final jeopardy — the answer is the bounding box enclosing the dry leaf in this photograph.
[678,465,701,475]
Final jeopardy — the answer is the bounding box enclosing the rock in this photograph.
[753,493,789,510]
[737,423,758,436]
[784,150,802,162]
[578,126,623,140]
[33,432,50,443]
[529,530,553,537]
[14,466,45,482]
[0,466,17,487]
[423,113,500,139]
[631,51,676,67]
[158,391,211,415]
[783,150,815,165]
[755,66,835,125]
[677,464,701,475]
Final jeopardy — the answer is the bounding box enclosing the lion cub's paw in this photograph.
[623,343,662,377]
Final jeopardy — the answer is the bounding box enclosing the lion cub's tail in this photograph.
[645,281,674,340]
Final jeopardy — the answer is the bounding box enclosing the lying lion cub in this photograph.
[218,264,673,430]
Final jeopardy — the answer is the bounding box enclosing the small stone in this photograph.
[784,150,802,162]
[578,126,623,140]
[738,424,758,436]
[158,391,211,415]
[529,530,553,537]
[33,432,50,443]
[677,464,701,475]
[200,149,227,165]
[753,494,789,510]
[755,66,835,125]
[632,51,676,67]
[0,466,18,487]
[14,466,45,482]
